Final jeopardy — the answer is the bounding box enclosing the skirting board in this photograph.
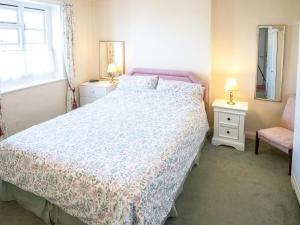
[291,174,300,205]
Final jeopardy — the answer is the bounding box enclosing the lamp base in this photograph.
[108,73,114,83]
[227,91,236,105]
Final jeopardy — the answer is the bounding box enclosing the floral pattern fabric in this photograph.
[0,96,7,141]
[0,90,209,225]
[62,3,78,111]
[157,79,204,100]
[117,75,159,91]
[0,78,7,141]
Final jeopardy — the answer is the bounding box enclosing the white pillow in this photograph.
[117,75,158,91]
[157,79,204,100]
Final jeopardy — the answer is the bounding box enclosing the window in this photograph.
[0,0,63,92]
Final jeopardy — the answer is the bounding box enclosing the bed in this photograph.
[0,68,209,225]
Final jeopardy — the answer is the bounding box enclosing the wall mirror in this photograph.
[255,25,285,101]
[99,41,125,78]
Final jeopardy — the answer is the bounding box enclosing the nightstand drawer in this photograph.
[80,86,106,98]
[80,96,99,106]
[219,112,240,126]
[219,126,239,140]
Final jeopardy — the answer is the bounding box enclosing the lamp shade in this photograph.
[224,78,239,91]
[107,64,117,73]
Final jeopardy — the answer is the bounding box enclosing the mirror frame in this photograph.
[254,24,286,102]
[98,40,125,78]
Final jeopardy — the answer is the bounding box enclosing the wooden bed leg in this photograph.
[289,149,293,176]
[255,131,259,155]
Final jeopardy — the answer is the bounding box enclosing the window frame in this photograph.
[0,0,65,94]
[0,0,53,51]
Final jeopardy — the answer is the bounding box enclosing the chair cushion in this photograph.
[258,127,294,153]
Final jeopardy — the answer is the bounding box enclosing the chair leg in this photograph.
[289,149,293,176]
[255,131,260,155]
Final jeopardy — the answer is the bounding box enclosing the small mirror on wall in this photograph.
[99,41,125,78]
[255,25,285,101]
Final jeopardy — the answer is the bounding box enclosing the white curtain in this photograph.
[62,3,77,112]
[0,48,55,82]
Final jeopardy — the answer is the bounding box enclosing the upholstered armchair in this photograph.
[255,95,296,175]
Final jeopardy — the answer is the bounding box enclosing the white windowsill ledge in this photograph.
[2,78,67,95]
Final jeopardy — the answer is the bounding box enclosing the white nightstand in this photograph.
[79,80,117,106]
[212,99,248,151]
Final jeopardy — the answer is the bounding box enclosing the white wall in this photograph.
[2,81,67,135]
[72,0,97,86]
[4,0,299,138]
[211,0,300,136]
[1,0,96,135]
[93,0,212,82]
[93,0,300,134]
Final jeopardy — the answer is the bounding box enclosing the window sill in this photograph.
[2,77,67,95]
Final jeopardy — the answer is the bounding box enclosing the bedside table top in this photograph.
[81,80,118,88]
[212,99,248,111]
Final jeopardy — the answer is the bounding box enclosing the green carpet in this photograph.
[0,140,299,225]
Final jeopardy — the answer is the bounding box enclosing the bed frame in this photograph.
[0,68,208,225]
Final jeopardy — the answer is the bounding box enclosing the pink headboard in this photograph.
[129,68,209,104]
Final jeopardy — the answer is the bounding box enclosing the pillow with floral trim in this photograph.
[117,75,158,91]
[157,79,204,101]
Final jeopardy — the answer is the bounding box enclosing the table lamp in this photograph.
[107,64,117,83]
[224,78,239,105]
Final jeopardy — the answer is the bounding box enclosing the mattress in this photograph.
[0,89,209,225]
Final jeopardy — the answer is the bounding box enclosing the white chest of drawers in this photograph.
[212,99,248,151]
[79,81,117,106]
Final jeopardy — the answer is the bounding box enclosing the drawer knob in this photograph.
[227,117,231,121]
[226,131,230,134]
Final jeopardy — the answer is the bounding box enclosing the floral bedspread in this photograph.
[0,90,209,225]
